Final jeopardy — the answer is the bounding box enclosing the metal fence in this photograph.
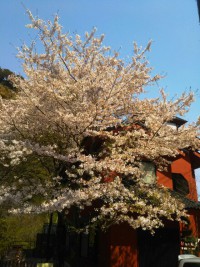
[0,261,36,267]
[0,261,54,267]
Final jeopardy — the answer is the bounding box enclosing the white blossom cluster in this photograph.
[0,10,199,232]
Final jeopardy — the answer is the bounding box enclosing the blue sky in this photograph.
[0,0,200,122]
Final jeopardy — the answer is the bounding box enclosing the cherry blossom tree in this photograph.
[0,10,199,233]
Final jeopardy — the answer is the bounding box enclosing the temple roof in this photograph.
[167,116,187,128]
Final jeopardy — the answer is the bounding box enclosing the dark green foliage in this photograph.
[0,67,18,99]
[0,68,13,88]
[0,153,53,257]
[0,153,56,208]
[0,212,49,256]
[0,84,15,99]
[0,161,56,257]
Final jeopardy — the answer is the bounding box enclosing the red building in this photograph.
[94,118,200,267]
[61,118,200,267]
[95,151,200,267]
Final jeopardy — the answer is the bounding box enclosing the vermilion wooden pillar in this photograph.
[98,223,138,267]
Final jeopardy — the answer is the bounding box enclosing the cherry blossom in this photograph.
[0,10,199,232]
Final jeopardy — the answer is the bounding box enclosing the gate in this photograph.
[138,227,180,267]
